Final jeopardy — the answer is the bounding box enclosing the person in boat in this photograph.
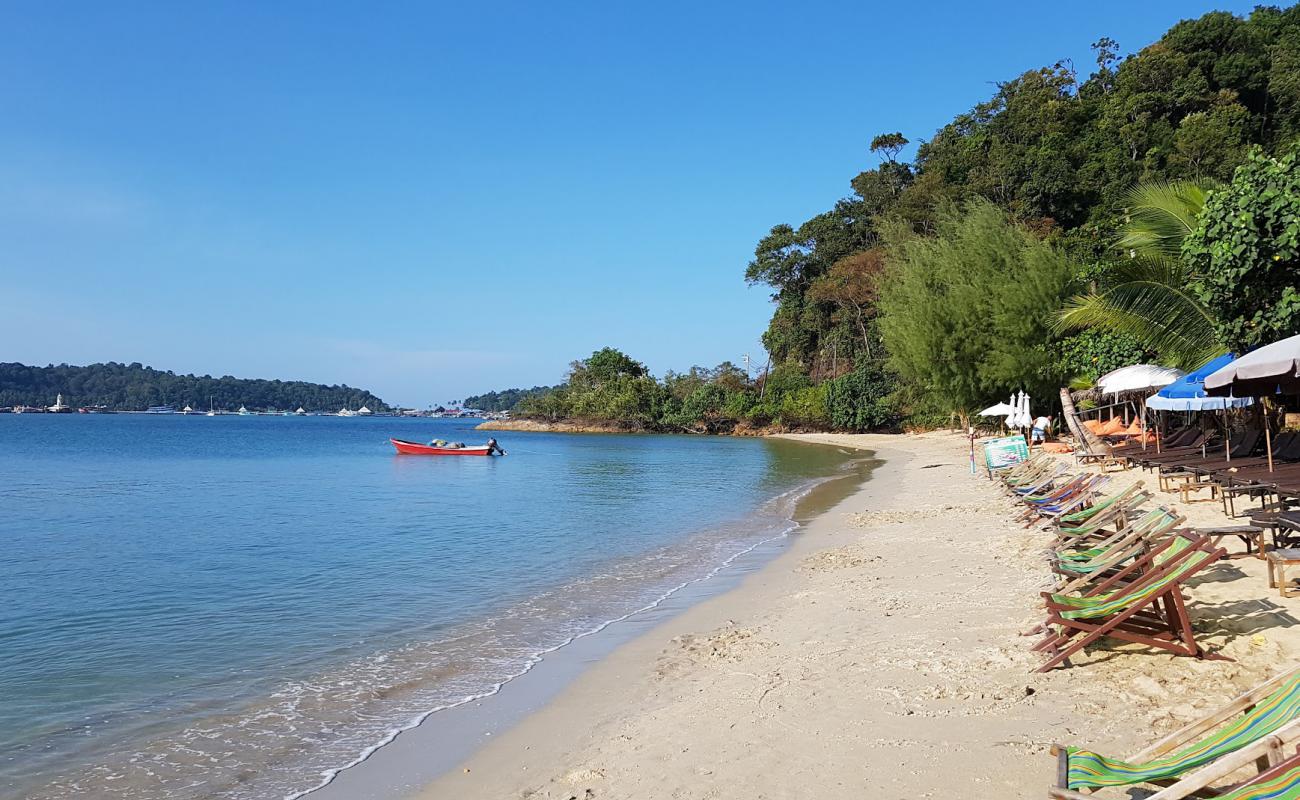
[487,437,506,456]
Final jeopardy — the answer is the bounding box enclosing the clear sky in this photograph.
[0,1,1262,406]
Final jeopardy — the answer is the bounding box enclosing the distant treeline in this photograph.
[512,347,893,434]
[461,385,557,412]
[0,362,390,412]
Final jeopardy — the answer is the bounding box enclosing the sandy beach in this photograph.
[405,431,1300,800]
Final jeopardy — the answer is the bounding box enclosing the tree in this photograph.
[1057,179,1225,369]
[807,248,886,356]
[869,132,909,163]
[1185,143,1300,351]
[877,200,1072,420]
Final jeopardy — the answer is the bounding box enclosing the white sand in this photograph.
[408,432,1300,800]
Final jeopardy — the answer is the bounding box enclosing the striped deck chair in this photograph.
[1001,452,1051,482]
[1018,473,1089,505]
[1053,481,1147,530]
[1021,474,1111,524]
[1000,454,1055,489]
[1053,487,1154,548]
[1009,463,1069,497]
[1033,532,1226,672]
[1053,508,1184,594]
[1049,667,1300,799]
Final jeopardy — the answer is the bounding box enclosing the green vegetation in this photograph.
[1058,180,1225,370]
[877,200,1073,423]
[0,362,389,412]
[740,5,1300,427]
[462,386,557,412]
[1185,142,1300,351]
[510,6,1300,433]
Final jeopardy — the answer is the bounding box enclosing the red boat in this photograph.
[390,438,500,456]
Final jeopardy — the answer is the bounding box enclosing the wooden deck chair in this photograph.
[1053,481,1147,529]
[1010,463,1070,497]
[1053,508,1185,594]
[1053,486,1154,547]
[1033,532,1227,672]
[1018,473,1089,506]
[1001,454,1054,487]
[1049,666,1300,799]
[1022,474,1112,524]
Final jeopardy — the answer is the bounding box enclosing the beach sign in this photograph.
[983,435,1029,473]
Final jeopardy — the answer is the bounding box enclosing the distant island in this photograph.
[0,362,390,413]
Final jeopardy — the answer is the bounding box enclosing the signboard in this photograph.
[983,435,1030,474]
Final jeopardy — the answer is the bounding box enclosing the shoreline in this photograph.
[395,431,1300,800]
[306,439,875,800]
[401,433,910,799]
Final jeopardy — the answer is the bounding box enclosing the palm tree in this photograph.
[1058,180,1225,370]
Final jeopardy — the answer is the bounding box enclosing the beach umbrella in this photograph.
[1204,334,1300,397]
[1145,355,1253,411]
[1097,364,1186,395]
[1005,393,1017,431]
[979,402,1015,416]
[1011,391,1032,430]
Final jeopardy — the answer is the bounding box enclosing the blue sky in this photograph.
[0,1,1262,406]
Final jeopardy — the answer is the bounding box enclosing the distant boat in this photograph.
[47,394,73,413]
[390,438,499,456]
[337,408,358,417]
[238,406,252,416]
[145,405,176,414]
[207,396,217,417]
[182,405,194,415]
[295,407,307,416]
[78,405,110,414]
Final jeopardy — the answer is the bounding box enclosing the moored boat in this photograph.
[389,438,503,456]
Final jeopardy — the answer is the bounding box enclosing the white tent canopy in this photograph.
[1096,364,1185,395]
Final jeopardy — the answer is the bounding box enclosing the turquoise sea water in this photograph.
[0,415,854,799]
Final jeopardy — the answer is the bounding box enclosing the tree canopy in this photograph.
[1185,142,1300,351]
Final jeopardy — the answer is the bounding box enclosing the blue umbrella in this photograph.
[1146,355,1254,411]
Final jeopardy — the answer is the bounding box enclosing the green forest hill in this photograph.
[0,362,390,413]
[478,5,1300,434]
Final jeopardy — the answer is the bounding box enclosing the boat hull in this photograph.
[390,438,494,456]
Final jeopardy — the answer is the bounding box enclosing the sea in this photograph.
[0,414,861,799]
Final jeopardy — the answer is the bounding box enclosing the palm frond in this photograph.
[1115,180,1215,262]
[1057,280,1225,370]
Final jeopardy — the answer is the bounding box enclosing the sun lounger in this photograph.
[1053,485,1154,547]
[1052,507,1184,594]
[1049,667,1300,799]
[1156,430,1263,474]
[1019,474,1111,524]
[1033,532,1226,672]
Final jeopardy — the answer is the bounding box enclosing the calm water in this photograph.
[0,415,855,799]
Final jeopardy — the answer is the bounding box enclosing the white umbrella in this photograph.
[1019,392,1033,429]
[1204,334,1300,397]
[980,402,1015,416]
[1005,393,1017,430]
[1096,364,1185,395]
